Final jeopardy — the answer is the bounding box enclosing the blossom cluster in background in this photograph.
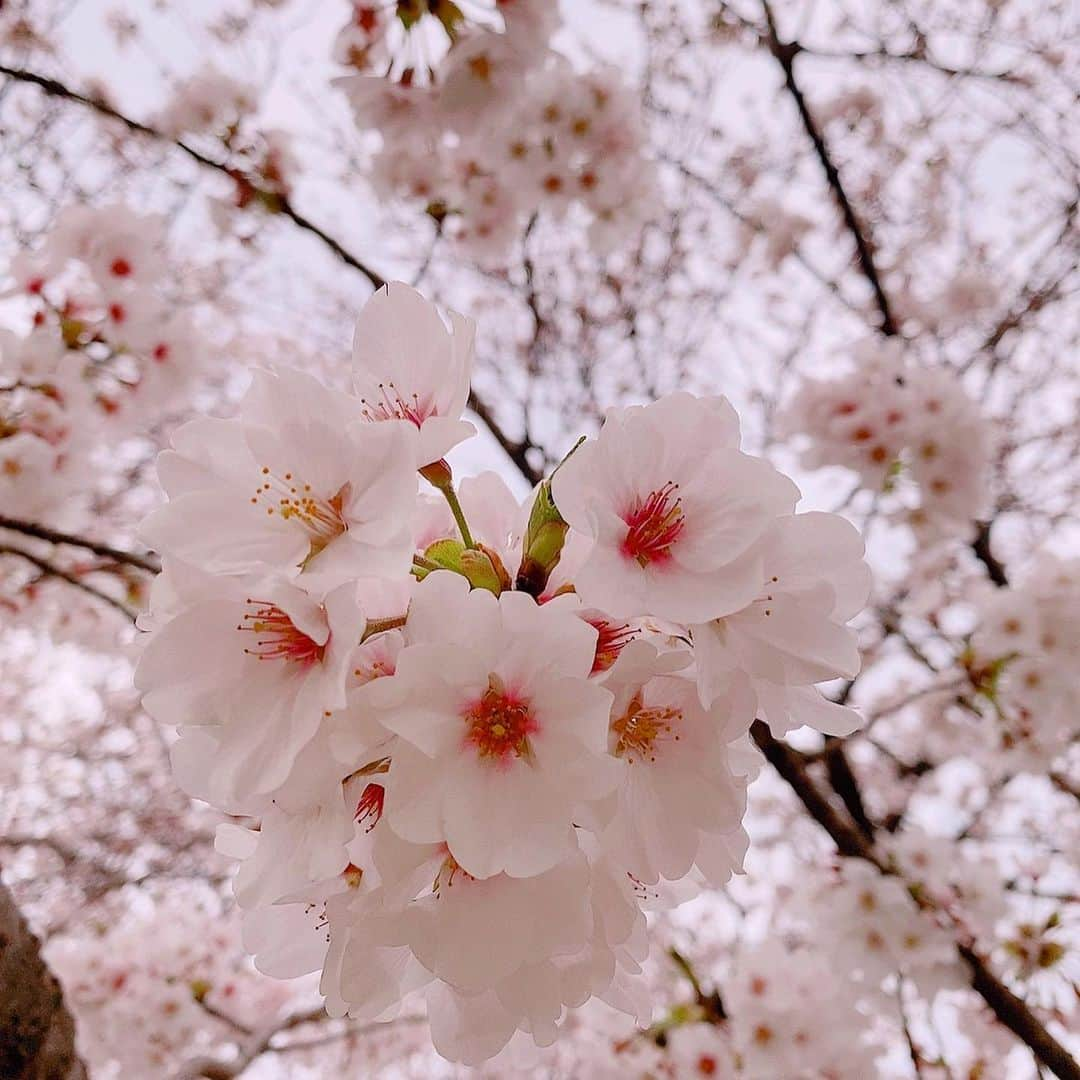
[133,282,868,1065]
[778,337,994,538]
[333,0,659,258]
[0,206,202,520]
[965,554,1080,769]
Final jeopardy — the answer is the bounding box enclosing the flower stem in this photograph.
[419,459,477,549]
[439,483,476,549]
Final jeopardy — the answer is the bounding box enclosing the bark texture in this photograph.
[0,875,87,1080]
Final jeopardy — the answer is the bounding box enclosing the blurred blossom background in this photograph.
[0,0,1078,1077]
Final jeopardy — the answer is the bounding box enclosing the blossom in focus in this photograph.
[131,283,873,1066]
[351,282,476,466]
[141,365,419,596]
[363,570,618,879]
[551,392,799,624]
[135,569,364,802]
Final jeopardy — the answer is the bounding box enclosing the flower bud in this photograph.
[462,543,512,595]
[516,479,569,597]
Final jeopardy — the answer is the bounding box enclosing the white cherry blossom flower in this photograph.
[692,511,870,737]
[351,282,476,466]
[365,570,618,879]
[552,392,799,624]
[135,570,364,801]
[141,365,419,595]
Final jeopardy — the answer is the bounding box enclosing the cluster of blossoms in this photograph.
[154,64,257,139]
[335,0,659,258]
[45,892,297,1076]
[778,338,994,536]
[963,553,1080,768]
[134,282,869,1065]
[0,205,202,519]
[545,828,1017,1078]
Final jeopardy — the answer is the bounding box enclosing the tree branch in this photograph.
[0,515,160,574]
[468,390,543,487]
[0,544,137,621]
[750,722,1080,1080]
[0,64,554,492]
[0,64,386,291]
[759,2,899,336]
[0,875,88,1080]
[971,520,1009,587]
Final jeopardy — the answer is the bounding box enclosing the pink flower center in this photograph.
[462,675,538,763]
[109,256,133,277]
[620,482,685,567]
[355,6,378,31]
[611,693,680,763]
[354,782,385,832]
[587,616,636,674]
[251,468,349,564]
[237,601,325,665]
[358,380,435,429]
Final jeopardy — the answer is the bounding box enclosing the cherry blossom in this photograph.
[352,282,476,466]
[141,365,419,595]
[551,392,800,624]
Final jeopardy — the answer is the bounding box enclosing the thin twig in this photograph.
[0,65,387,290]
[0,544,137,621]
[0,514,160,573]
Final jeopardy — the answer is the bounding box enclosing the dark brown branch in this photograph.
[823,736,876,841]
[0,64,387,291]
[0,515,160,574]
[0,544,137,621]
[971,520,1009,587]
[759,3,899,336]
[0,875,88,1080]
[750,722,1080,1080]
[468,390,543,487]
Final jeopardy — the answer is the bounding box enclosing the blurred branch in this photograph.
[797,43,1022,84]
[0,543,137,620]
[468,390,543,487]
[172,1006,328,1080]
[669,946,727,1024]
[172,1009,426,1080]
[0,64,387,291]
[0,514,160,573]
[0,67,551,495]
[971,520,1009,587]
[750,721,1080,1080]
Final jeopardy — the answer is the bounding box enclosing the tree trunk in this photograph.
[0,875,87,1080]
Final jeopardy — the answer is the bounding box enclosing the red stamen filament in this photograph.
[354,782,385,832]
[359,381,435,429]
[620,482,685,568]
[237,601,324,665]
[588,617,637,674]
